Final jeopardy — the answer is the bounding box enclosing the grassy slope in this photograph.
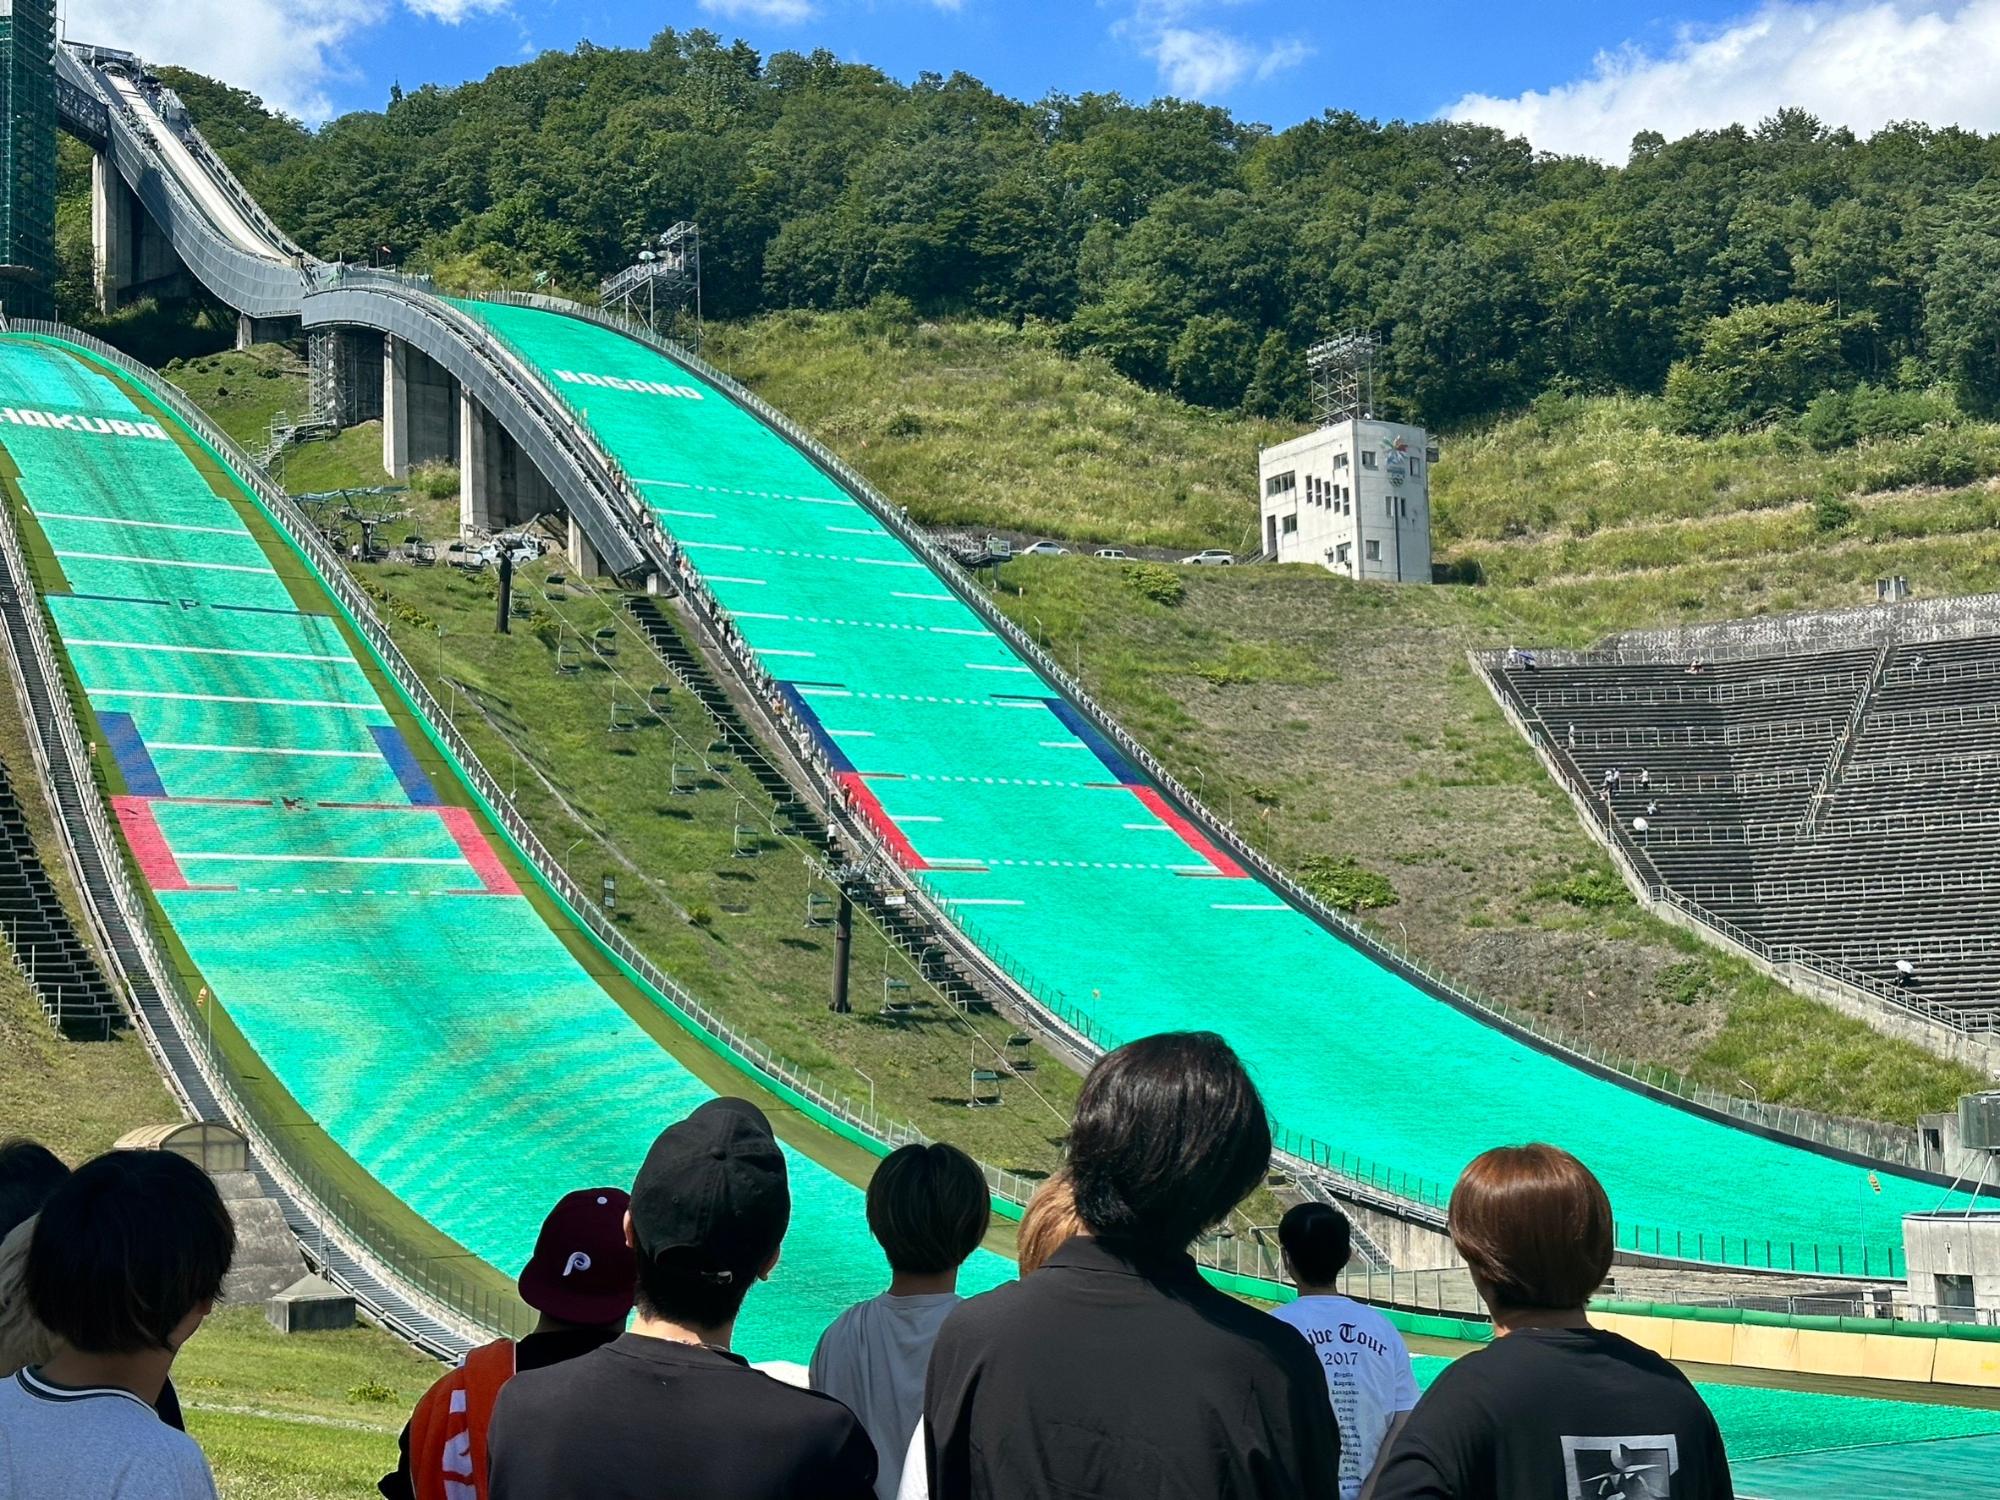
[177,1308,440,1500]
[705,312,1288,553]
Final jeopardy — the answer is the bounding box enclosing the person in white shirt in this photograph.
[0,1149,234,1500]
[1270,1203,1419,1500]
[810,1143,992,1500]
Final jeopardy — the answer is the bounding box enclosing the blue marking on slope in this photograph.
[369,724,440,807]
[1043,698,1142,786]
[100,709,166,798]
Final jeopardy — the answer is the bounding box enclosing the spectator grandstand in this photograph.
[1483,596,2000,1031]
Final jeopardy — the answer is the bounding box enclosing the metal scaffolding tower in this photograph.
[0,0,58,320]
[600,222,701,353]
[1306,329,1378,428]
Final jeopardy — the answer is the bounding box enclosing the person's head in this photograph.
[1278,1202,1351,1290]
[627,1098,790,1335]
[1448,1144,1612,1317]
[866,1143,990,1278]
[1016,1169,1082,1275]
[0,1140,69,1239]
[27,1150,234,1354]
[1066,1032,1270,1253]
[517,1187,638,1330]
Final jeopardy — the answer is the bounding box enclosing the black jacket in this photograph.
[922,1236,1342,1500]
[487,1332,876,1500]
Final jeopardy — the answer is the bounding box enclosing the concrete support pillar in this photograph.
[383,337,456,481]
[90,154,130,315]
[567,516,601,578]
[235,314,296,351]
[459,389,498,532]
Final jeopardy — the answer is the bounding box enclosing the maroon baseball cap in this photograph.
[516,1187,637,1326]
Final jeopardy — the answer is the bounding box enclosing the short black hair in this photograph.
[866,1143,991,1275]
[0,1139,69,1239]
[1279,1202,1352,1285]
[28,1150,234,1353]
[634,1247,758,1332]
[1067,1032,1270,1252]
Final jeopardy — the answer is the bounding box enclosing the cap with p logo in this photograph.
[517,1188,636,1326]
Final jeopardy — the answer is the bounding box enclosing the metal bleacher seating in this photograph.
[1495,633,2000,1024]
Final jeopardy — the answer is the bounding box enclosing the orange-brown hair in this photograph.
[1017,1169,1082,1275]
[1448,1144,1612,1313]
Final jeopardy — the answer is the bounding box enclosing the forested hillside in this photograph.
[101,28,2000,436]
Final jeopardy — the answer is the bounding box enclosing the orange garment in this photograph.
[408,1338,517,1500]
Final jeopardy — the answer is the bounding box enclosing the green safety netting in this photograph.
[452,297,1983,1267]
[0,334,1008,1359]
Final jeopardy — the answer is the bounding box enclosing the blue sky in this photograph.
[61,0,2000,161]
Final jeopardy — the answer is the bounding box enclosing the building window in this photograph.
[1281,514,1297,535]
[1265,471,1297,498]
[1408,458,1421,478]
[1333,452,1349,470]
[1361,451,1377,469]
[1938,1274,1976,1321]
[1385,497,1394,518]
[1334,542,1351,568]
[1365,540,1381,561]
[1399,495,1409,518]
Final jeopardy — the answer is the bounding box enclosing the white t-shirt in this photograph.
[0,1366,219,1500]
[809,1291,959,1500]
[1270,1295,1419,1500]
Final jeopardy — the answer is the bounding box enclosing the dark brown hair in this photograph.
[28,1150,234,1353]
[1448,1143,1612,1313]
[1278,1201,1352,1286]
[1068,1032,1270,1252]
[866,1142,992,1275]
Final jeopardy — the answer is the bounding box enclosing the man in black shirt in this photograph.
[1374,1144,1731,1500]
[922,1033,1341,1499]
[487,1098,876,1500]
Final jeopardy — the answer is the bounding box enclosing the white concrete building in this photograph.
[1258,416,1434,583]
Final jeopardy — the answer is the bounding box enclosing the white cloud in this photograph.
[61,0,510,122]
[1119,2,1313,99]
[697,0,820,21]
[1444,1,2000,162]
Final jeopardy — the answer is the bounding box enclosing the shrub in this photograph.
[1811,492,1854,533]
[1298,854,1398,911]
[1122,563,1184,606]
[1535,868,1632,910]
[409,461,460,500]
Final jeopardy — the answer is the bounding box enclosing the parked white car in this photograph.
[1019,540,1070,556]
[1181,548,1234,565]
[1092,547,1132,560]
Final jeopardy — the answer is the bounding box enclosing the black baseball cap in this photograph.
[630,1098,791,1282]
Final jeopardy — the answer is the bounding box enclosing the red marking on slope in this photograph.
[436,805,521,896]
[839,772,930,871]
[1129,786,1246,879]
[109,796,234,893]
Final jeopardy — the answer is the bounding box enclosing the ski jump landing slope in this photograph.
[452,298,1981,1266]
[0,330,1006,1358]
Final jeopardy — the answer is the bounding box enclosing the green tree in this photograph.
[1925,186,2000,416]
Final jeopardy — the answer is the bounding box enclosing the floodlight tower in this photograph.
[1306,329,1379,427]
[600,221,702,353]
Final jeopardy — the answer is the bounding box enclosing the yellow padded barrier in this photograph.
[1597,1313,1675,1356]
[1860,1332,1937,1384]
[1731,1323,1801,1374]
[1797,1328,1869,1379]
[1933,1337,2000,1389]
[1667,1319,1737,1367]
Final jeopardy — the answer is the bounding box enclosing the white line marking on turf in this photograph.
[65,640,360,665]
[1039,741,1087,749]
[38,512,244,536]
[56,551,265,574]
[178,853,467,866]
[1213,903,1288,911]
[681,540,746,552]
[86,689,381,711]
[966,664,1033,673]
[892,592,955,602]
[893,815,942,823]
[1124,822,1171,831]
[796,686,851,697]
[655,508,717,520]
[705,576,767,586]
[758,649,817,658]
[825,526,882,537]
[853,558,926,569]
[147,743,376,758]
[827,729,874,737]
[731,612,790,621]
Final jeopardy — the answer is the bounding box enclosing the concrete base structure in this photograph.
[212,1170,307,1304]
[382,335,459,480]
[234,313,296,351]
[1904,1211,2000,1318]
[267,1275,357,1335]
